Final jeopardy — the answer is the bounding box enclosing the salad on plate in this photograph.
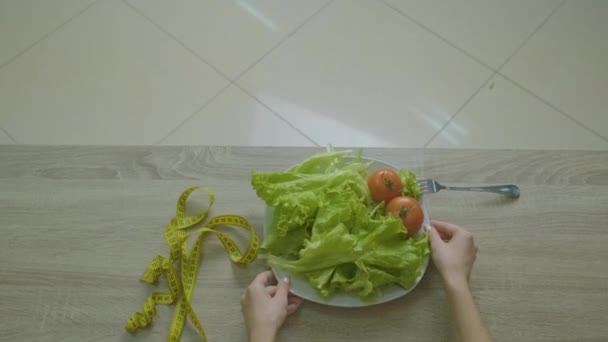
[251,150,430,304]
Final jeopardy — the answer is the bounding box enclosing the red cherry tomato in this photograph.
[386,196,424,235]
[367,169,403,203]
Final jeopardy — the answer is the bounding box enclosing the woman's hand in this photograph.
[428,220,478,289]
[428,220,492,341]
[241,271,303,342]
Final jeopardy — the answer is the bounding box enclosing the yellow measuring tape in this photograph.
[125,186,260,341]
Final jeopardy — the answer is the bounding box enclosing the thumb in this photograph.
[274,277,290,302]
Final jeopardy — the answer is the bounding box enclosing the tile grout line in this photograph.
[498,73,608,143]
[155,83,232,145]
[382,0,499,147]
[234,83,321,147]
[423,72,497,148]
[494,0,608,143]
[495,0,567,71]
[122,0,237,145]
[380,0,495,72]
[0,126,18,144]
[232,0,336,82]
[123,0,323,146]
[121,0,232,83]
[0,0,101,72]
[227,0,336,147]
[395,0,572,147]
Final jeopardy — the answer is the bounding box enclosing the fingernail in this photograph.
[283,277,290,284]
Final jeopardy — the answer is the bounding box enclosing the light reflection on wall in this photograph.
[236,1,278,31]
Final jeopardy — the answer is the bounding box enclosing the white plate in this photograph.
[263,157,430,307]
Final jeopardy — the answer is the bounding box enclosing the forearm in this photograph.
[444,281,492,342]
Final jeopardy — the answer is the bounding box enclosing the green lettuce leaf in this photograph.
[265,214,429,299]
[262,222,308,257]
[287,150,349,174]
[252,151,429,300]
[399,169,422,200]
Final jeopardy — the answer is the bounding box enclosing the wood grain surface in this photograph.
[1,146,607,342]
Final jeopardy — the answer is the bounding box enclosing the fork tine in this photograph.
[417,180,430,192]
[416,179,434,193]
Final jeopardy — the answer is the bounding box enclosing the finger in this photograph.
[430,220,459,239]
[274,277,290,302]
[288,296,303,306]
[286,301,302,316]
[428,225,444,246]
[266,286,277,296]
[287,292,300,299]
[267,286,300,299]
[253,270,276,288]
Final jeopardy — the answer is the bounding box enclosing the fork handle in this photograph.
[443,184,520,198]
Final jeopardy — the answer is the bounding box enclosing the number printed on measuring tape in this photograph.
[125,187,260,341]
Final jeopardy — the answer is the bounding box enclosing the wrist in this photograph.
[442,275,469,293]
[248,327,277,342]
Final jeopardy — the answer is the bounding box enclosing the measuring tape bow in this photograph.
[125,187,260,341]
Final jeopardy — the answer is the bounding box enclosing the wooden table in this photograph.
[1,146,607,342]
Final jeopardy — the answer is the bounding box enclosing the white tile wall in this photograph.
[0,0,606,149]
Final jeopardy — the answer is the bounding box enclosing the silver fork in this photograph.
[418,179,520,198]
